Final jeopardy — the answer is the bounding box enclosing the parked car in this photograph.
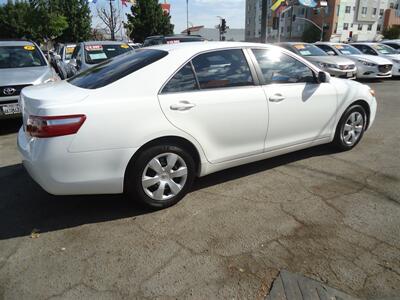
[380,40,400,53]
[56,43,76,64]
[0,40,59,119]
[143,35,205,47]
[315,42,393,78]
[277,42,357,79]
[128,42,142,49]
[351,42,400,76]
[68,41,133,75]
[18,42,376,208]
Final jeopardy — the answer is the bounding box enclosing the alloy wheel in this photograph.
[341,111,364,146]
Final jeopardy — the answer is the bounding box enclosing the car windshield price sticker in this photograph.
[85,45,103,51]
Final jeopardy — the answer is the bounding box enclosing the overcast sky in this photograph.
[0,0,246,33]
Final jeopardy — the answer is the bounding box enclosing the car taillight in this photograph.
[26,115,86,138]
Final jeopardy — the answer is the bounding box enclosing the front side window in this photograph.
[252,48,315,84]
[162,63,198,93]
[68,49,168,89]
[354,45,377,55]
[191,49,254,89]
[84,44,132,65]
[0,45,46,69]
[316,44,337,55]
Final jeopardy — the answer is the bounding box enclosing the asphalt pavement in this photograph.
[0,78,399,299]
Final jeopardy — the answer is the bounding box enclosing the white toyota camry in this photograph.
[18,42,377,208]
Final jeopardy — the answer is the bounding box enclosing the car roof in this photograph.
[277,42,313,45]
[82,41,128,45]
[0,40,36,47]
[350,42,379,45]
[315,42,348,45]
[147,41,274,55]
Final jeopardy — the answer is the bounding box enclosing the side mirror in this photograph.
[318,71,330,83]
[69,58,77,67]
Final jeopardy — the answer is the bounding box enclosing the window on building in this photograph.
[353,6,356,11]
[337,5,340,16]
[396,3,399,9]
[377,24,382,31]
[389,2,394,8]
[345,6,351,13]
[300,7,305,15]
[334,22,338,33]
[372,8,377,15]
[343,23,349,30]
[351,23,354,28]
[361,7,368,15]
[358,24,363,30]
[367,24,373,31]
[380,9,385,16]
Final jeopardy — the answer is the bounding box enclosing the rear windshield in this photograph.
[84,44,132,64]
[68,49,168,89]
[0,45,46,69]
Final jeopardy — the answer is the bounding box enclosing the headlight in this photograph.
[392,59,400,64]
[369,89,375,97]
[357,59,376,66]
[318,62,338,69]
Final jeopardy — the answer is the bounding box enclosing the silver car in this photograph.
[56,43,76,64]
[315,42,393,79]
[0,40,59,119]
[278,42,357,79]
[68,41,133,75]
[381,40,400,53]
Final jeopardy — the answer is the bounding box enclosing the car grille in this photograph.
[0,84,31,98]
[339,64,356,70]
[378,64,392,73]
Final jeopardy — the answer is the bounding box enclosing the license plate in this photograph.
[1,103,21,115]
[347,72,353,77]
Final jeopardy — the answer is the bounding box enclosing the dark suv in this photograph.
[143,35,205,47]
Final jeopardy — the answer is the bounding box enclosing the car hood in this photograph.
[0,66,52,86]
[347,54,393,64]
[306,56,354,66]
[385,54,400,61]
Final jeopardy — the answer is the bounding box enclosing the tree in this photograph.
[125,0,174,43]
[382,26,400,40]
[0,1,32,39]
[58,0,92,42]
[302,24,321,43]
[28,0,68,43]
[97,1,122,41]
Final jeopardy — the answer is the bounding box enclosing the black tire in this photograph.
[125,144,196,209]
[333,104,367,151]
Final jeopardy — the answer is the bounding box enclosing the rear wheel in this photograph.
[333,104,367,151]
[126,145,195,209]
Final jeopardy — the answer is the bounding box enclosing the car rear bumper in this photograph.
[17,128,137,195]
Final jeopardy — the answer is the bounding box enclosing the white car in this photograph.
[351,42,400,76]
[18,42,377,208]
[315,42,393,79]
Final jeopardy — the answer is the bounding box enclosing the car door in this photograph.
[158,49,269,164]
[250,48,337,151]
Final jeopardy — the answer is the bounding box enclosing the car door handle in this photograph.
[269,94,285,102]
[170,101,196,111]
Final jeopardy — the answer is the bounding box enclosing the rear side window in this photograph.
[191,49,254,89]
[68,49,168,89]
[162,63,198,93]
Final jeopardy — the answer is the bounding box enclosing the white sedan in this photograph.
[18,42,377,208]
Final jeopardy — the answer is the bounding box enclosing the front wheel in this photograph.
[333,104,367,151]
[125,145,195,209]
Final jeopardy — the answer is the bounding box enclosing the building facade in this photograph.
[182,26,245,41]
[245,0,400,42]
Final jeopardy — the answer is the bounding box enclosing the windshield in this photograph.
[65,46,76,60]
[0,45,46,69]
[84,44,132,64]
[68,49,168,89]
[292,44,327,56]
[373,44,398,55]
[333,44,362,55]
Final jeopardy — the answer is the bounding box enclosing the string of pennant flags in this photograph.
[87,0,137,6]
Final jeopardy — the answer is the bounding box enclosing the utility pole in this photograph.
[261,0,267,43]
[109,0,115,41]
[186,0,189,34]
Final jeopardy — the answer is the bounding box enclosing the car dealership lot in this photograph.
[0,79,399,299]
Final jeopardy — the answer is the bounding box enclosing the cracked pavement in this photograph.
[0,79,399,299]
